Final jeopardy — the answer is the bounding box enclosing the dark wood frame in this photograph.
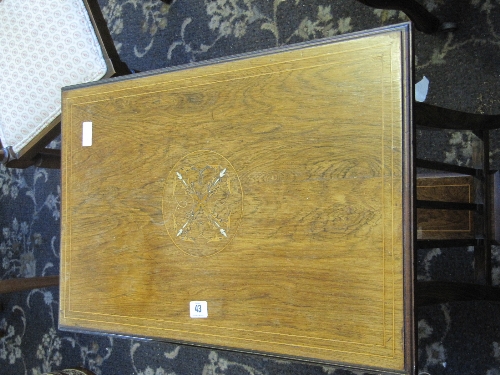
[0,0,131,170]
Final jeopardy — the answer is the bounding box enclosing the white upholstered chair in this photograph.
[0,0,131,169]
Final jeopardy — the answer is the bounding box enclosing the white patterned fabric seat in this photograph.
[0,0,128,168]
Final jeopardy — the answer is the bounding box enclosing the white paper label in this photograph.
[190,301,208,318]
[415,76,429,103]
[82,122,92,146]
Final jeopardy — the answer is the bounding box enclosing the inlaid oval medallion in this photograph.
[163,150,243,257]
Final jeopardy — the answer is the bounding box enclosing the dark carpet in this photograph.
[1,0,500,374]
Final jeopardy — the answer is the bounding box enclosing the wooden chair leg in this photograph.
[0,276,59,294]
[84,0,133,76]
[34,149,61,169]
[355,0,455,34]
[3,148,61,169]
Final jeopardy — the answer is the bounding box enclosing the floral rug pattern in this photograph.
[2,0,500,374]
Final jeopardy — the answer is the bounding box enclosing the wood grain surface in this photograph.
[60,25,412,373]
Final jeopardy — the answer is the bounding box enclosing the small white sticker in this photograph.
[415,76,429,102]
[82,122,92,146]
[190,301,208,318]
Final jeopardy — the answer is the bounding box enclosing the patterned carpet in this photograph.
[1,0,500,374]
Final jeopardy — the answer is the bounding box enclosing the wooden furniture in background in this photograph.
[60,25,414,374]
[0,0,131,169]
[414,102,500,306]
[417,174,476,240]
[416,173,500,242]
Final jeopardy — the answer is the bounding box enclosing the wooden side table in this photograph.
[60,24,414,374]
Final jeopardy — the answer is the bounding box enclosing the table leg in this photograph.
[0,276,59,294]
[355,0,455,34]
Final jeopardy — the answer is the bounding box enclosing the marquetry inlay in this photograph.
[163,150,243,256]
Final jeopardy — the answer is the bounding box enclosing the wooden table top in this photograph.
[60,23,414,374]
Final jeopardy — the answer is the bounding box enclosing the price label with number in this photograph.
[190,301,208,318]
